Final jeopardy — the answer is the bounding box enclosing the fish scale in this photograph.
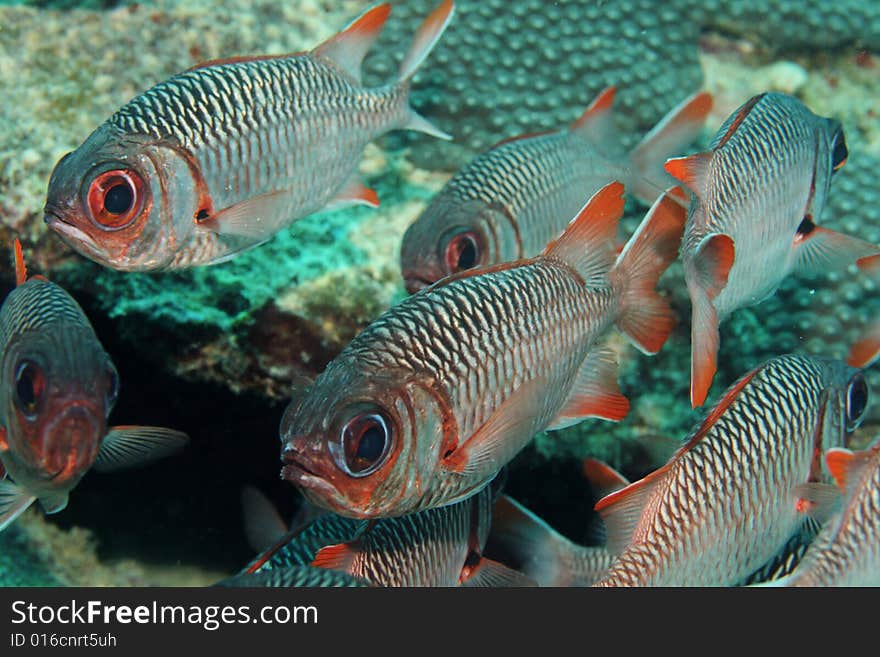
[0,279,94,346]
[594,355,857,587]
[345,261,614,442]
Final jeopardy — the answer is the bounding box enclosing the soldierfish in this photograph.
[665,92,880,407]
[281,182,686,518]
[218,566,372,588]
[240,478,530,587]
[766,437,880,586]
[400,87,711,292]
[0,242,188,531]
[44,1,455,271]
[592,354,867,587]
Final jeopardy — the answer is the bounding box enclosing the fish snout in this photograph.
[42,405,103,480]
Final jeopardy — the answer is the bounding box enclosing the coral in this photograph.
[364,0,705,169]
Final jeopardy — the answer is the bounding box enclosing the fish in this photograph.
[664,92,880,408]
[218,565,372,588]
[765,437,880,586]
[280,181,686,518]
[0,241,188,531]
[487,494,616,587]
[738,521,818,585]
[848,321,880,369]
[43,1,455,271]
[400,87,711,292]
[309,482,534,587]
[592,354,867,587]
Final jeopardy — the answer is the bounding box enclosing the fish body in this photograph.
[400,87,711,292]
[771,438,880,586]
[281,182,686,518]
[44,2,454,271]
[219,566,372,588]
[665,92,880,407]
[0,243,187,531]
[593,354,867,587]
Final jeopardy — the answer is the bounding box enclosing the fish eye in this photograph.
[86,168,146,230]
[832,130,848,173]
[14,360,45,420]
[336,409,393,477]
[846,372,868,431]
[443,231,481,274]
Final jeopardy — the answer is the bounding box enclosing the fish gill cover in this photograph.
[0,0,877,585]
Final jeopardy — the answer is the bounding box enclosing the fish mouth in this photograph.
[44,211,101,252]
[280,446,339,498]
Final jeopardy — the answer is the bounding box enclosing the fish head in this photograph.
[44,124,194,271]
[280,360,450,518]
[400,198,518,293]
[0,328,117,495]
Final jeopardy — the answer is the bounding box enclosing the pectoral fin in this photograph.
[0,480,35,531]
[94,426,188,473]
[199,191,292,240]
[460,556,537,587]
[794,222,880,273]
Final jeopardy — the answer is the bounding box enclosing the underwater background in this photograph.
[0,0,877,585]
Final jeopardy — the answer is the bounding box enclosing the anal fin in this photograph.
[547,347,629,430]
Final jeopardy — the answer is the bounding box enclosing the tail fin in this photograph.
[629,92,713,204]
[398,0,455,140]
[611,188,687,354]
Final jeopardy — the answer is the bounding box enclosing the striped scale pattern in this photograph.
[595,355,844,587]
[246,515,366,573]
[344,486,491,587]
[220,565,370,588]
[783,442,880,586]
[109,56,407,217]
[683,93,833,314]
[433,131,622,257]
[0,279,94,347]
[341,260,617,445]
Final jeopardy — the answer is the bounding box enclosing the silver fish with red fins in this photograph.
[400,87,711,292]
[309,483,534,587]
[0,242,188,531]
[764,435,880,587]
[281,181,686,519]
[664,92,880,408]
[43,1,454,271]
[592,354,867,587]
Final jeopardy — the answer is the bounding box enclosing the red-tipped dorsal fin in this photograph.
[490,130,555,150]
[313,3,391,84]
[13,239,27,286]
[714,92,766,148]
[570,85,616,134]
[311,542,360,572]
[583,458,630,498]
[398,0,455,83]
[686,366,757,449]
[664,152,712,198]
[543,181,624,285]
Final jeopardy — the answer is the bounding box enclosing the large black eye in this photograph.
[444,231,481,274]
[832,131,848,173]
[846,372,868,430]
[14,360,45,419]
[338,411,393,477]
[104,183,133,215]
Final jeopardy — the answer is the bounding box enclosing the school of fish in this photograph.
[1,0,876,587]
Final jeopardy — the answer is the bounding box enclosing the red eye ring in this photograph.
[86,169,145,230]
[443,231,481,274]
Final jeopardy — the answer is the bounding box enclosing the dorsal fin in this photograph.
[186,53,304,72]
[312,3,391,84]
[542,181,624,285]
[13,239,27,286]
[713,92,767,149]
[490,130,555,150]
[570,85,617,142]
[664,152,712,197]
